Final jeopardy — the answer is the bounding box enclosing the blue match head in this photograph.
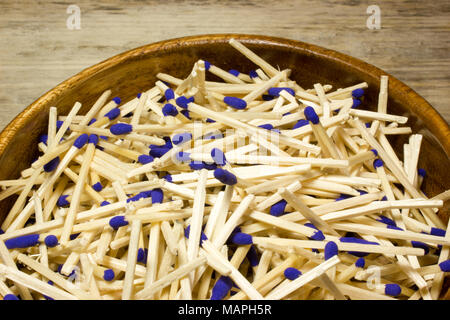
[175,96,191,109]
[210,276,233,300]
[151,188,164,204]
[56,120,64,130]
[385,284,401,296]
[69,233,80,240]
[370,149,378,156]
[0,229,4,235]
[418,168,426,178]
[270,199,287,217]
[231,227,242,235]
[249,70,258,79]
[165,88,175,101]
[381,196,387,201]
[105,108,120,120]
[211,148,226,166]
[92,182,103,192]
[5,234,40,249]
[172,132,192,145]
[387,225,403,231]
[340,237,379,246]
[138,154,154,165]
[292,119,309,129]
[246,245,259,267]
[355,257,366,268]
[57,195,70,207]
[352,88,364,98]
[112,97,121,105]
[73,133,89,149]
[162,103,179,117]
[310,230,325,241]
[206,118,216,123]
[88,134,99,146]
[149,146,170,158]
[137,248,148,263]
[43,156,60,172]
[3,294,19,300]
[352,99,362,109]
[100,201,110,207]
[189,161,206,170]
[163,174,172,182]
[358,190,368,195]
[230,232,253,245]
[44,235,58,248]
[184,225,190,238]
[268,87,295,97]
[305,223,318,230]
[110,123,132,135]
[324,241,339,260]
[284,267,302,280]
[377,215,396,227]
[303,107,320,125]
[39,134,48,145]
[175,151,191,163]
[439,260,450,272]
[104,108,120,121]
[214,168,237,186]
[431,228,446,237]
[411,241,429,255]
[223,96,247,110]
[137,93,142,99]
[88,118,97,126]
[180,109,191,119]
[109,216,128,230]
[200,232,208,243]
[103,269,115,281]
[258,124,274,131]
[203,162,217,170]
[365,123,371,128]
[373,159,384,168]
[203,60,211,70]
[262,94,274,101]
[228,69,240,76]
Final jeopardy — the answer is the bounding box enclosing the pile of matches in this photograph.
[0,39,449,301]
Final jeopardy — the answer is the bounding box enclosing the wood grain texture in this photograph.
[0,0,448,131]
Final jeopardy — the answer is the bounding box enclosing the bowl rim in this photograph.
[0,33,449,158]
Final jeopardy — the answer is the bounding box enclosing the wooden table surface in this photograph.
[0,0,448,131]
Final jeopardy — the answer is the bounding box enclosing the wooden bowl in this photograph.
[0,34,449,298]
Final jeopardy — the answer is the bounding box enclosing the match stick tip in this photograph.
[303,106,319,124]
[162,103,179,117]
[103,269,115,281]
[110,123,132,135]
[385,283,401,296]
[223,96,247,110]
[355,258,366,268]
[112,97,121,105]
[44,235,59,248]
[324,241,338,260]
[284,267,302,280]
[351,88,364,99]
